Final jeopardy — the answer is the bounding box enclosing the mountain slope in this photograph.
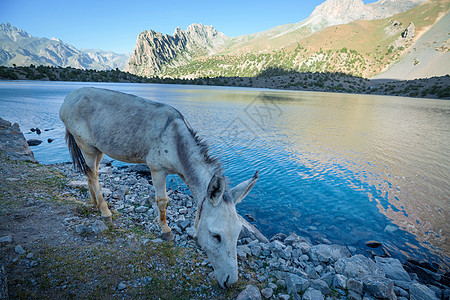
[0,23,129,70]
[126,0,448,79]
[373,12,450,80]
[125,23,228,77]
[126,0,432,78]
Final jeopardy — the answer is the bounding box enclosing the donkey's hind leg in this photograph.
[84,150,112,223]
[151,169,174,241]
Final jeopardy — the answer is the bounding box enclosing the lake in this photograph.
[1,80,449,269]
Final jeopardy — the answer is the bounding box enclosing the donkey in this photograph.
[59,87,259,288]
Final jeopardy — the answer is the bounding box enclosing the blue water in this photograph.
[1,80,449,269]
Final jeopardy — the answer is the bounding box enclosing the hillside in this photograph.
[126,0,448,80]
[373,12,450,80]
[0,23,129,70]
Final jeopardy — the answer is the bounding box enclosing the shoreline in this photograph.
[1,119,449,299]
[1,65,449,100]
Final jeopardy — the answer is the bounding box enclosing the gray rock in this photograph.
[375,256,411,282]
[236,285,262,300]
[117,281,127,291]
[285,273,310,295]
[135,205,149,213]
[394,286,409,298]
[0,235,12,244]
[92,220,108,234]
[302,287,324,300]
[0,118,37,162]
[348,290,362,300]
[278,294,290,300]
[307,244,351,263]
[284,233,300,245]
[186,226,196,238]
[250,244,261,257]
[237,246,248,261]
[427,285,441,299]
[409,282,439,300]
[333,274,347,290]
[238,215,269,243]
[151,238,163,244]
[347,278,364,295]
[14,245,25,255]
[310,279,330,295]
[362,276,395,299]
[394,280,413,290]
[261,287,273,299]
[239,245,252,256]
[305,264,319,279]
[270,240,286,252]
[335,255,385,278]
[179,220,190,230]
[270,233,287,242]
[27,139,42,146]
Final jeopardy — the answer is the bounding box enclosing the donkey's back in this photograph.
[59,87,186,165]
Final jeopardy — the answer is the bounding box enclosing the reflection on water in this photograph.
[1,81,449,269]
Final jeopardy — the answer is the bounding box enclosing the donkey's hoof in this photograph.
[160,231,174,241]
[101,216,113,224]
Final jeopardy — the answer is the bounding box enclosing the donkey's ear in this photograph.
[230,171,259,204]
[207,174,225,207]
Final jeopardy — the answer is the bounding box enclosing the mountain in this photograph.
[373,12,450,80]
[125,23,228,77]
[126,0,447,79]
[0,23,129,70]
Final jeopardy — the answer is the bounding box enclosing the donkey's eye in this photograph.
[212,233,222,243]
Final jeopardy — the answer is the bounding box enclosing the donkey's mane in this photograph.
[182,117,223,177]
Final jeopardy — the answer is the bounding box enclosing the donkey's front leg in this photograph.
[151,170,174,241]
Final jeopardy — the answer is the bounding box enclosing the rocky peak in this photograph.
[0,23,31,42]
[305,0,426,32]
[126,24,228,77]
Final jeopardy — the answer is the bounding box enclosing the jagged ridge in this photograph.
[125,23,228,77]
[0,23,129,70]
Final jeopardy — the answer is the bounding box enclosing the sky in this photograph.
[0,0,378,54]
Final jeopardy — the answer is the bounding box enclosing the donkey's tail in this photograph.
[65,129,91,175]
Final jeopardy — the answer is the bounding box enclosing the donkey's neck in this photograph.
[181,158,220,204]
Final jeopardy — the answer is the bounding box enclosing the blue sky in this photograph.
[0,0,378,54]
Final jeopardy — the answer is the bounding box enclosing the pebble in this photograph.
[0,235,13,244]
[92,220,108,234]
[14,245,26,255]
[117,282,127,291]
[261,287,273,298]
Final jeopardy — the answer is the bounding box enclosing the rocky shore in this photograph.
[1,118,449,299]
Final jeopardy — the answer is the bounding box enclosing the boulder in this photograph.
[375,257,411,282]
[335,254,385,279]
[362,276,395,299]
[409,282,439,300]
[92,220,108,234]
[285,273,310,295]
[308,244,351,263]
[302,287,324,300]
[0,118,37,162]
[261,287,273,299]
[236,285,261,300]
[238,215,269,243]
[27,139,42,146]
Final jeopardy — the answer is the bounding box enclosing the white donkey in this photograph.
[59,87,259,288]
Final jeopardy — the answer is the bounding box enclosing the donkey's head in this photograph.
[195,171,259,288]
